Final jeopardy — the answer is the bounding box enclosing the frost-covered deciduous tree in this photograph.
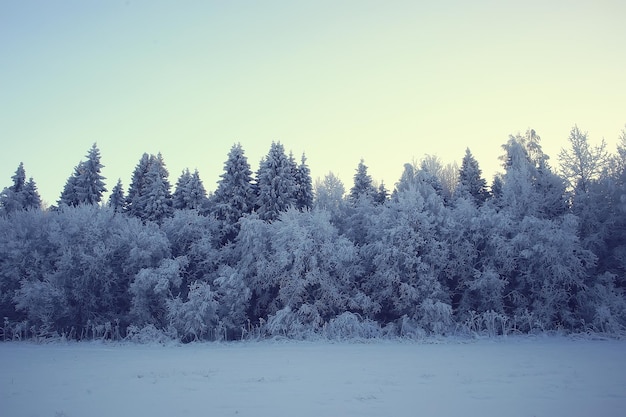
[256,142,297,221]
[213,265,251,337]
[231,213,276,321]
[506,214,595,330]
[559,125,609,194]
[267,209,364,329]
[362,184,450,329]
[130,257,186,328]
[496,131,567,220]
[5,205,171,333]
[161,209,221,297]
[167,280,218,341]
[59,143,107,207]
[0,209,55,321]
[314,172,346,216]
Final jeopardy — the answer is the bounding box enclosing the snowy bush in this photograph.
[129,257,186,327]
[419,299,453,335]
[323,312,382,340]
[167,281,218,342]
[264,307,307,339]
[13,280,67,330]
[125,324,174,344]
[398,315,426,340]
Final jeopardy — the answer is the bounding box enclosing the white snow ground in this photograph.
[1,336,625,417]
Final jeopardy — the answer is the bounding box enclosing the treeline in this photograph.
[1,127,625,342]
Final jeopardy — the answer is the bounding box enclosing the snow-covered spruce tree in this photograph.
[107,179,125,213]
[22,178,42,211]
[0,163,42,215]
[294,153,314,211]
[185,170,208,210]
[211,143,256,243]
[349,159,377,204]
[172,169,192,210]
[256,142,297,221]
[125,153,151,218]
[59,143,107,207]
[138,153,173,223]
[456,148,489,205]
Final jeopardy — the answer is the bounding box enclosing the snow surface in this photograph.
[2,336,625,417]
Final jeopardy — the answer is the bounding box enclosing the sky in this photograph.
[1,0,625,205]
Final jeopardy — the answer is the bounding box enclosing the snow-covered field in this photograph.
[1,336,625,417]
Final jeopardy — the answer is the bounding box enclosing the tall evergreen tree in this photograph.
[256,142,297,221]
[59,143,107,206]
[11,162,26,193]
[125,153,152,218]
[0,163,41,214]
[349,159,377,203]
[140,153,173,223]
[456,148,489,205]
[108,179,125,213]
[294,153,314,210]
[212,143,256,242]
[172,169,193,210]
[184,169,208,210]
[173,169,207,211]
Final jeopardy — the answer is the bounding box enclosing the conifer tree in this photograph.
[294,153,314,210]
[173,169,207,211]
[172,169,192,210]
[456,148,489,205]
[374,182,389,204]
[212,143,256,242]
[11,162,26,193]
[108,179,125,212]
[349,159,377,203]
[0,163,42,214]
[59,143,107,206]
[126,153,151,218]
[140,153,173,223]
[256,142,297,221]
[184,169,208,210]
[22,178,42,210]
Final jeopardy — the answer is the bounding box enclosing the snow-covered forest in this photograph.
[1,126,626,342]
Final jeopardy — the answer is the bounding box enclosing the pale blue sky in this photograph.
[1,0,624,205]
